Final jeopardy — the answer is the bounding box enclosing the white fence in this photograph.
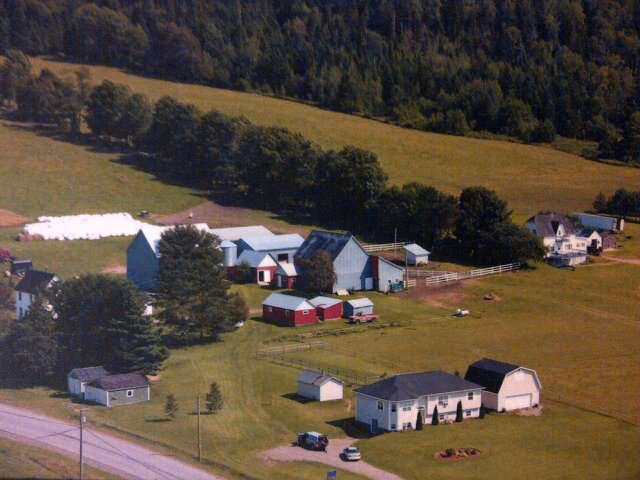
[406,279,416,288]
[362,241,412,253]
[425,263,521,285]
[256,342,325,358]
[407,269,454,277]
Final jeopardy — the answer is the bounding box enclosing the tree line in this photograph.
[1,0,639,163]
[0,54,546,266]
[593,189,640,218]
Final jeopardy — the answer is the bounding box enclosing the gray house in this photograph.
[84,373,150,407]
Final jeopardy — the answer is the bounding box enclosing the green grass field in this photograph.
[0,435,109,479]
[31,57,640,217]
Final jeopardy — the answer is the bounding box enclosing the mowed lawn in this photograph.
[31,57,640,216]
[1,260,638,479]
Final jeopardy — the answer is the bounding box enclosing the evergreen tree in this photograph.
[593,191,608,213]
[205,381,223,414]
[416,410,423,430]
[455,400,463,422]
[165,393,179,419]
[479,404,486,419]
[296,251,337,294]
[3,295,60,382]
[157,225,232,341]
[432,406,439,425]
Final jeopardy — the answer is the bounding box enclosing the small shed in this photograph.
[577,228,602,252]
[297,371,343,401]
[68,366,110,399]
[601,234,617,251]
[403,243,430,265]
[84,373,150,407]
[230,250,278,285]
[344,298,374,317]
[309,296,343,321]
[262,293,317,327]
[275,262,300,289]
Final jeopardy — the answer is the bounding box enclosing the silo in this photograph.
[221,240,237,267]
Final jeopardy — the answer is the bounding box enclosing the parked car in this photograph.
[297,432,329,451]
[342,447,361,461]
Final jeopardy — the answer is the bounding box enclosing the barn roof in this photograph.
[346,298,373,308]
[525,213,575,238]
[15,270,58,294]
[276,262,300,277]
[295,230,355,261]
[239,234,304,251]
[403,243,431,256]
[68,366,110,382]
[236,250,278,268]
[309,296,342,308]
[298,370,342,387]
[577,228,600,239]
[355,371,483,401]
[263,293,315,311]
[464,358,520,394]
[209,225,274,241]
[88,373,149,391]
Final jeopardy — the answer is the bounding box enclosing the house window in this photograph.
[439,414,445,420]
[19,307,23,318]
[126,390,134,397]
[402,403,412,412]
[401,422,412,430]
[438,395,448,407]
[377,401,384,411]
[468,392,474,400]
[465,410,471,417]
[303,310,308,315]
[268,306,273,312]
[391,403,397,412]
[277,253,288,262]
[258,271,265,282]
[285,310,289,316]
[390,424,396,430]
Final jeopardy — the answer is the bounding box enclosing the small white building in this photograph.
[354,371,484,433]
[14,270,59,319]
[68,366,110,399]
[403,243,430,266]
[464,358,541,411]
[577,229,602,252]
[297,371,344,401]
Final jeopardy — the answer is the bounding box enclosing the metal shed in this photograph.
[344,298,374,317]
[403,243,430,266]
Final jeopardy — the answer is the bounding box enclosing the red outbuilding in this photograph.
[274,262,300,289]
[262,293,317,327]
[309,296,343,321]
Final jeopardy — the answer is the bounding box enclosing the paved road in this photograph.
[258,437,405,480]
[0,403,223,480]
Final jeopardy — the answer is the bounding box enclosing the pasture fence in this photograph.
[362,241,412,253]
[425,262,521,285]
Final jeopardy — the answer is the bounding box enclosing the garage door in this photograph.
[504,393,532,410]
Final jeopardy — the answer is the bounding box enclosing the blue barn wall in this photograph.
[127,232,160,291]
[377,258,405,292]
[333,239,372,292]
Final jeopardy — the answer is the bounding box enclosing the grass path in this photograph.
[31,57,640,216]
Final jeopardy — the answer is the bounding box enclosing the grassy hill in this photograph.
[32,57,640,217]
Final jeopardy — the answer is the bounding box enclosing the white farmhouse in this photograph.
[354,371,484,433]
[464,358,541,411]
[14,270,58,319]
[297,371,343,401]
[524,213,587,266]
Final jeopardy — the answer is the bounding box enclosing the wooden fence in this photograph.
[406,279,416,288]
[362,241,412,253]
[256,341,384,385]
[425,262,521,285]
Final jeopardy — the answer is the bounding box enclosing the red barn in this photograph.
[309,296,343,321]
[262,293,317,327]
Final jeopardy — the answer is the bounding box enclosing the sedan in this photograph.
[342,447,361,461]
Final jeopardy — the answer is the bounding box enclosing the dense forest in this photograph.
[1,0,639,163]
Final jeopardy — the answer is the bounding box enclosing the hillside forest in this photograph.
[1,0,639,163]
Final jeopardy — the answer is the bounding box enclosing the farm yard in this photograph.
[0,58,638,480]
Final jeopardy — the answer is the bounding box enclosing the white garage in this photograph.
[464,358,541,412]
[297,371,343,401]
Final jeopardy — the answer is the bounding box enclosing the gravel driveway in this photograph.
[258,437,404,480]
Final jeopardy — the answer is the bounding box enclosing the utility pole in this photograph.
[197,395,202,462]
[79,408,87,480]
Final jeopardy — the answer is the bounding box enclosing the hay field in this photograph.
[32,57,640,216]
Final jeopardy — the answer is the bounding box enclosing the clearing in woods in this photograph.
[30,56,640,217]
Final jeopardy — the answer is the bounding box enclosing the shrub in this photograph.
[165,393,179,419]
[416,410,423,430]
[432,406,439,425]
[444,448,456,457]
[455,400,463,422]
[479,404,485,419]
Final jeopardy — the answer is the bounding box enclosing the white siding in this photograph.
[318,380,343,401]
[425,389,483,423]
[355,394,391,431]
[497,369,540,411]
[84,385,109,406]
[68,377,82,397]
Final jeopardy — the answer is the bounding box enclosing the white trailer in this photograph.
[573,213,624,232]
